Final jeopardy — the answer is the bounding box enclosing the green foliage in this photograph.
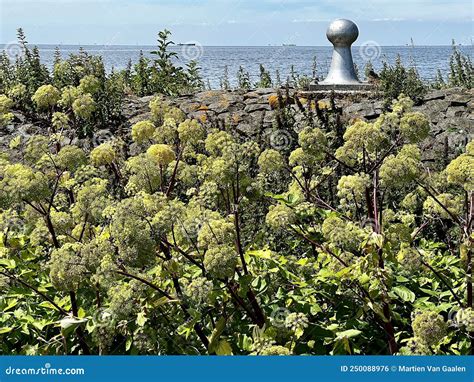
[130,30,204,96]
[379,56,427,107]
[255,64,272,88]
[220,66,230,90]
[0,32,471,357]
[448,41,473,89]
[0,28,200,139]
[237,66,251,90]
[0,94,14,127]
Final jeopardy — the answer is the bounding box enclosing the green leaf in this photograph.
[125,337,133,351]
[9,136,21,149]
[396,275,410,283]
[0,327,13,334]
[295,327,305,339]
[246,249,272,259]
[38,301,60,311]
[215,340,233,355]
[4,299,18,312]
[336,329,362,340]
[59,317,88,338]
[77,307,86,319]
[393,286,416,303]
[136,312,147,327]
[154,296,179,307]
[208,317,226,353]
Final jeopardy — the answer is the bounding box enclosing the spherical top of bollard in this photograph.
[326,19,359,46]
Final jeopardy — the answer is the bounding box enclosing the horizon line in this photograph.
[0,43,468,48]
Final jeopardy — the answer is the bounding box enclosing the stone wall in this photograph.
[2,87,473,161]
[124,87,473,160]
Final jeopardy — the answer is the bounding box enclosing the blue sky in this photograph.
[0,0,472,45]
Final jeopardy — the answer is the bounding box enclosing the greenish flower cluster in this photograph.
[49,243,86,291]
[456,308,474,332]
[322,215,367,252]
[72,93,96,120]
[423,193,463,220]
[184,277,213,304]
[31,84,60,110]
[147,144,176,166]
[265,204,296,230]
[380,145,421,189]
[203,244,238,279]
[411,310,447,347]
[284,312,309,332]
[0,94,14,127]
[51,112,70,131]
[78,75,101,95]
[131,120,156,144]
[90,143,116,166]
[336,120,388,164]
[258,345,290,355]
[178,119,205,145]
[337,173,371,208]
[399,112,430,143]
[258,149,286,174]
[446,141,474,191]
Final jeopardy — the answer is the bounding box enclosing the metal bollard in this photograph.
[320,19,361,85]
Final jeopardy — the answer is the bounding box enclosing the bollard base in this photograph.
[308,82,375,92]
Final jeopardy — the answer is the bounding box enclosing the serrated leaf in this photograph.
[393,286,416,303]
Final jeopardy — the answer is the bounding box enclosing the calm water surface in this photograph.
[3,44,473,88]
